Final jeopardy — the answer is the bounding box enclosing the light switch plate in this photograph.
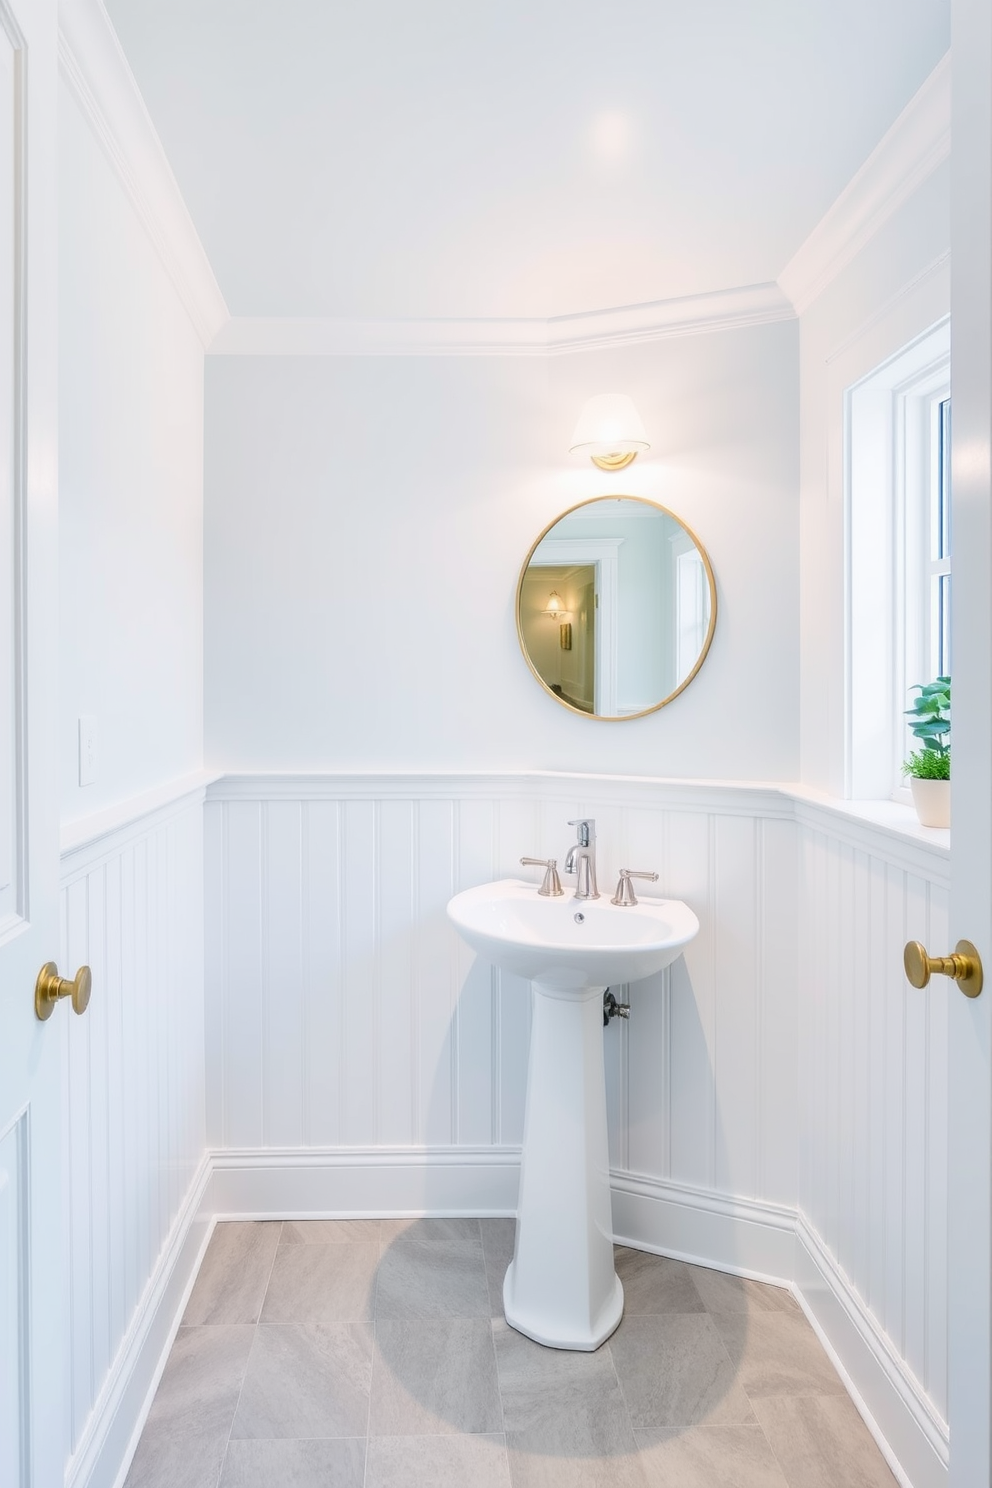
[78,715,98,786]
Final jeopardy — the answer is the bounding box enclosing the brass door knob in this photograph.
[35,962,92,1021]
[904,940,983,998]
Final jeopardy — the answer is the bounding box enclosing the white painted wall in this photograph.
[204,322,799,779]
[798,159,950,795]
[56,59,212,1488]
[59,79,205,827]
[789,114,952,1488]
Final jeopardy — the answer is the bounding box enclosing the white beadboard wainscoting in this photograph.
[60,783,210,1488]
[203,774,801,1215]
[58,772,951,1488]
[202,773,949,1488]
[793,805,950,1488]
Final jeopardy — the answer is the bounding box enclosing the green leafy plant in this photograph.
[902,677,950,780]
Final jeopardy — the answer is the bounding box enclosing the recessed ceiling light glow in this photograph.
[588,110,635,163]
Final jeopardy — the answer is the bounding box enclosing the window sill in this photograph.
[783,785,950,857]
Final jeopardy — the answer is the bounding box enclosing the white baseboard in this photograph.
[203,1150,797,1285]
[611,1170,797,1283]
[205,1145,522,1218]
[66,1156,214,1488]
[69,1151,948,1488]
[795,1216,948,1488]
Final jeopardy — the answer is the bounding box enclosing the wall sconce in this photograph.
[545,590,568,619]
[569,393,650,470]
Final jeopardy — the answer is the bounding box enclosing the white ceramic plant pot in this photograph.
[910,777,950,828]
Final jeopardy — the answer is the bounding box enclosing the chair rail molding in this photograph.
[60,769,219,860]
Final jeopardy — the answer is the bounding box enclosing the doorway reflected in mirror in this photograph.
[515,496,717,720]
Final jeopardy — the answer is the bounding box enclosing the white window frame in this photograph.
[898,381,951,795]
[846,318,949,800]
[670,528,707,687]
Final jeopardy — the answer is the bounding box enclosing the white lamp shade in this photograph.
[569,393,650,460]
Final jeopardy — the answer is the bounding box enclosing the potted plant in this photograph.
[903,677,950,827]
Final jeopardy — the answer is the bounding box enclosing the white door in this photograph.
[0,1,63,1485]
[948,5,992,1482]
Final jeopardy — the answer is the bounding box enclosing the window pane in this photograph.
[939,397,951,562]
[939,574,951,677]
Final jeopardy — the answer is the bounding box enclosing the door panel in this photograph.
[0,17,15,930]
[0,0,62,1484]
[0,1116,28,1488]
[948,2,992,1480]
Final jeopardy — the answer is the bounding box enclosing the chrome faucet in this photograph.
[564,818,600,900]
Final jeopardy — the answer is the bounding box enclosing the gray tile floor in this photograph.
[125,1219,898,1488]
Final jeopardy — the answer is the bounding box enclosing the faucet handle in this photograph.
[567,818,595,846]
[520,857,564,897]
[611,869,659,907]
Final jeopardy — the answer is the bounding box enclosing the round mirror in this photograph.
[516,495,717,720]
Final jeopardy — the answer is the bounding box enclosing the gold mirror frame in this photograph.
[515,494,718,722]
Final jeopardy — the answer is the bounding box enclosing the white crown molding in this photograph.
[546,283,795,352]
[53,10,945,356]
[209,313,549,358]
[779,52,951,316]
[58,0,229,347]
[208,281,795,358]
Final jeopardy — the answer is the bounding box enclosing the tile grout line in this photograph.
[363,1218,384,1488]
[486,1244,512,1478]
[131,1223,897,1488]
[741,1392,857,1488]
[607,1253,713,1475]
[214,1221,285,1488]
[602,1327,640,1471]
[703,1297,869,1488]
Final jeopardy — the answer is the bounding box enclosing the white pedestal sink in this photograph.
[447,879,699,1351]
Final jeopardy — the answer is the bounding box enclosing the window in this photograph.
[899,385,951,777]
[847,320,950,799]
[931,395,951,679]
[673,537,707,685]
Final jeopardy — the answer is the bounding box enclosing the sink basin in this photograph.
[447,876,699,1352]
[447,878,699,991]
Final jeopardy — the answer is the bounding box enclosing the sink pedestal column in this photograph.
[503,978,623,1350]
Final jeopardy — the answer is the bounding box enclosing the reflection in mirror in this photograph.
[516,496,716,720]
